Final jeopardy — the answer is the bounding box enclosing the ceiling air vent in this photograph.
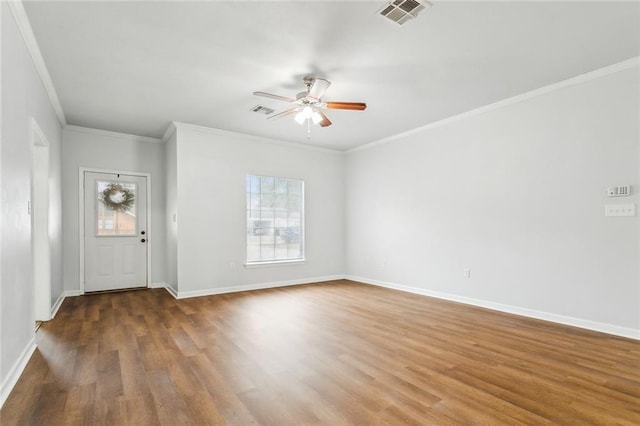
[250,105,275,115]
[379,0,431,25]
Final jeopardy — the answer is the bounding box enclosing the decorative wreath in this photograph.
[99,183,135,212]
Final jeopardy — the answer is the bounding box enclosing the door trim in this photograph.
[78,167,152,294]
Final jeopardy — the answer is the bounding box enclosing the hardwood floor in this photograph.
[1,280,639,425]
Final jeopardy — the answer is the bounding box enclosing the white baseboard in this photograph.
[50,294,65,319]
[149,282,178,299]
[147,282,179,298]
[116,274,640,340]
[50,290,82,319]
[163,285,178,298]
[174,275,344,299]
[51,292,67,319]
[0,337,37,409]
[345,275,640,341]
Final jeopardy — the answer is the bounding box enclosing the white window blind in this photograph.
[246,175,304,264]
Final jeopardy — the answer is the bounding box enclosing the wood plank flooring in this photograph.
[1,279,639,425]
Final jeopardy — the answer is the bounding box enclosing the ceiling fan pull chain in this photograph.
[307,119,311,140]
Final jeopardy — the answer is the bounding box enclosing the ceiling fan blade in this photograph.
[267,107,299,120]
[253,91,296,103]
[325,102,367,111]
[317,110,332,127]
[308,78,331,100]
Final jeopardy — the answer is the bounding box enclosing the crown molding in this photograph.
[64,125,163,144]
[347,56,640,154]
[162,122,177,142]
[169,121,344,155]
[8,0,67,126]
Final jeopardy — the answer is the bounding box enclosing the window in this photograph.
[96,180,137,236]
[246,175,304,264]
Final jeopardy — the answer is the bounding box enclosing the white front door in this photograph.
[84,172,148,292]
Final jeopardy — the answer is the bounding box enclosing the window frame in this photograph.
[244,174,306,267]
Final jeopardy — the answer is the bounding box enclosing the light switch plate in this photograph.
[605,204,636,217]
[607,185,631,197]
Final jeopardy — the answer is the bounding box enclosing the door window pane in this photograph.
[96,180,137,236]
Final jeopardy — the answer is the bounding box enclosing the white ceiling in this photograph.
[23,1,640,151]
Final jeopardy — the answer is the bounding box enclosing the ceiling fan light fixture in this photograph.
[254,76,365,129]
[294,110,306,124]
[311,111,323,125]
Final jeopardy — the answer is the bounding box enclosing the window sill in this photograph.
[244,259,307,269]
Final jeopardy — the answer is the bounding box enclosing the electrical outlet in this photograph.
[605,204,636,217]
[463,268,471,278]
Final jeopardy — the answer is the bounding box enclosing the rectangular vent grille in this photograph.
[399,0,421,13]
[379,0,430,25]
[251,105,275,115]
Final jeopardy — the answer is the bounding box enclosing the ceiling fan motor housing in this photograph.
[296,91,312,102]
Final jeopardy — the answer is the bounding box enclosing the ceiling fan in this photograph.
[253,76,366,128]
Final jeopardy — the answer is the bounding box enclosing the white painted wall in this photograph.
[1,0,63,397]
[62,126,167,291]
[31,128,51,321]
[1,0,4,388]
[170,124,344,296]
[165,128,178,292]
[346,66,640,333]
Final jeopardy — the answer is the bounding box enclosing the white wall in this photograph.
[1,0,63,400]
[62,126,167,291]
[170,124,344,296]
[346,66,640,335]
[165,129,178,292]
